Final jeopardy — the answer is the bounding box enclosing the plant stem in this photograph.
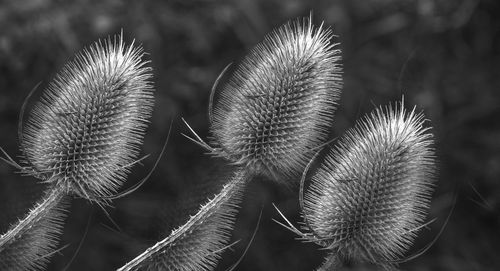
[119,168,249,271]
[0,183,69,270]
[0,184,66,249]
[317,253,342,271]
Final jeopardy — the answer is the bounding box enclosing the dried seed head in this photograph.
[211,17,342,181]
[21,35,154,201]
[303,101,436,265]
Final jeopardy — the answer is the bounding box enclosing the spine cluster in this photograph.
[211,17,342,181]
[302,102,436,268]
[22,36,154,201]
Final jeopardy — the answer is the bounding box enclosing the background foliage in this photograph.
[0,0,499,270]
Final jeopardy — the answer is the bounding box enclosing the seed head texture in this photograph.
[303,102,436,264]
[22,35,154,201]
[211,17,342,181]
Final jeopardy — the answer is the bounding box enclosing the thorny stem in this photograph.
[317,253,342,271]
[0,184,67,250]
[118,169,249,271]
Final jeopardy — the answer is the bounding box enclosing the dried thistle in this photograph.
[125,16,343,271]
[210,16,342,182]
[0,34,154,270]
[22,35,154,201]
[278,101,436,270]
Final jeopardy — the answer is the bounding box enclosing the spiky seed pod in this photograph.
[302,101,436,267]
[22,35,154,201]
[119,170,248,271]
[123,17,342,270]
[0,35,153,271]
[211,17,342,181]
[0,186,69,271]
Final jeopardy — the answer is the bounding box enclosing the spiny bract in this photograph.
[211,17,342,181]
[303,101,435,266]
[21,35,154,201]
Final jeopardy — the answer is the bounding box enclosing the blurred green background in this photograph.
[0,0,499,270]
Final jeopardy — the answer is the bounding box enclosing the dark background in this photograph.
[1,0,499,270]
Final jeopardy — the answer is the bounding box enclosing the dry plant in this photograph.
[275,101,436,270]
[0,14,438,271]
[0,35,155,270]
[119,15,342,270]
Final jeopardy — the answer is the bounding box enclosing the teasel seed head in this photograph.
[302,101,436,266]
[21,35,154,202]
[211,16,342,182]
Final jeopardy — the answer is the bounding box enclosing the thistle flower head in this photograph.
[302,101,436,265]
[211,16,342,181]
[21,35,154,201]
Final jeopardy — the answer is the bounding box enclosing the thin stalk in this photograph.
[119,169,249,271]
[0,183,69,270]
[0,184,66,249]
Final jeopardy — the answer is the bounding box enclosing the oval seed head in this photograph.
[303,101,436,265]
[22,35,154,201]
[211,17,342,181]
